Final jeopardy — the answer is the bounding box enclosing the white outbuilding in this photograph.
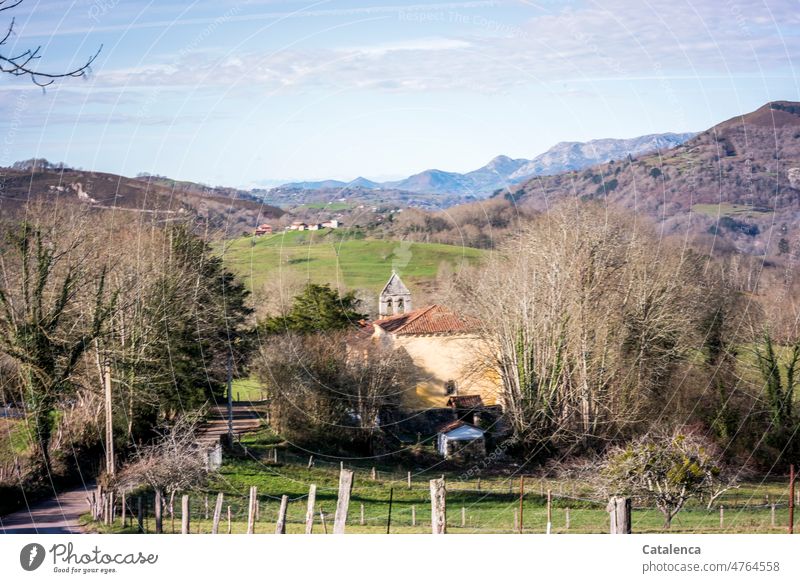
[436,421,486,460]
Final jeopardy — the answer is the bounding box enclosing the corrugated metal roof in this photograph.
[438,420,485,439]
[372,305,477,336]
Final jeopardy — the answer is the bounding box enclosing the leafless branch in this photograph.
[0,1,101,87]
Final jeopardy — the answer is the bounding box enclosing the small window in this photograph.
[396,297,404,313]
[444,380,456,395]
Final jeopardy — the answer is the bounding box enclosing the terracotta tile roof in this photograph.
[372,305,478,336]
[446,395,484,409]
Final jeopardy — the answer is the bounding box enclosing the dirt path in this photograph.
[0,483,93,534]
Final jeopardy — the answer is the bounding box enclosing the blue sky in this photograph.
[1,0,799,187]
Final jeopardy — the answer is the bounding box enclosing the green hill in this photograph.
[220,228,485,292]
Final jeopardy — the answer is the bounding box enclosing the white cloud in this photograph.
[86,0,800,94]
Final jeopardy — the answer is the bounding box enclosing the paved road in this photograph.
[0,403,263,535]
[0,483,93,534]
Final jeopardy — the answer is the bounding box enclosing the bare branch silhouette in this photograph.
[0,0,101,87]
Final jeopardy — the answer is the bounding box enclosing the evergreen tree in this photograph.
[260,283,366,334]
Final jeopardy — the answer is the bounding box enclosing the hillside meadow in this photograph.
[218,228,485,293]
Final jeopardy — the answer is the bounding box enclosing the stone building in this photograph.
[366,273,501,408]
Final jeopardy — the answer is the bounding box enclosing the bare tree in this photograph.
[254,332,410,452]
[458,203,716,454]
[117,415,209,529]
[0,0,101,87]
[596,429,736,529]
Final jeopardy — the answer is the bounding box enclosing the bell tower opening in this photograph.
[379,271,412,317]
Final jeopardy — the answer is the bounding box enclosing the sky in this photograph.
[0,0,799,187]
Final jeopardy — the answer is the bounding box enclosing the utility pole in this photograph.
[104,360,114,477]
[226,353,234,448]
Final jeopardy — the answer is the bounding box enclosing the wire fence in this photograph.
[101,469,798,535]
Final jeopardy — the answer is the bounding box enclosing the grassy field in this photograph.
[692,203,773,219]
[230,378,266,402]
[219,229,484,292]
[87,426,798,535]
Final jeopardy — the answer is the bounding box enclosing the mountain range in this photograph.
[276,132,696,199]
[504,101,800,258]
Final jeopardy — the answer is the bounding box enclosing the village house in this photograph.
[321,219,340,229]
[365,273,501,409]
[254,223,273,236]
[287,221,307,231]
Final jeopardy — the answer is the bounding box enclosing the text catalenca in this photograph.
[642,545,701,555]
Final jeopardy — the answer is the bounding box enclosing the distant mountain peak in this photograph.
[270,131,696,201]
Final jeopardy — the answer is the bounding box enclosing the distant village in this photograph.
[254,218,340,236]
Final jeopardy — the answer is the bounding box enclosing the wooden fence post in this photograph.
[169,492,175,534]
[154,490,163,534]
[386,488,394,534]
[519,477,524,534]
[566,507,570,530]
[121,491,127,527]
[227,505,232,534]
[546,488,552,534]
[275,494,289,534]
[789,464,795,535]
[407,471,412,489]
[307,455,314,469]
[371,467,376,480]
[412,505,416,527]
[137,496,144,533]
[461,507,466,528]
[320,510,328,534]
[95,485,102,521]
[204,494,209,520]
[771,503,776,528]
[247,486,257,534]
[333,468,354,534]
[430,477,447,534]
[607,496,631,534]
[305,484,317,534]
[181,494,190,534]
[360,503,365,526]
[211,493,224,534]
